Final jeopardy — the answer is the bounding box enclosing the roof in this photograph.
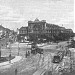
[46,23,60,29]
[0,25,11,32]
[34,18,39,22]
[28,19,46,23]
[0,25,5,30]
[19,26,28,30]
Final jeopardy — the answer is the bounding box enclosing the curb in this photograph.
[0,56,22,67]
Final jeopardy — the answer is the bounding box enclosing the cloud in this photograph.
[0,0,73,31]
[52,11,74,31]
[56,11,73,24]
[0,5,25,23]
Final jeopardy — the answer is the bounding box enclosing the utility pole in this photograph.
[18,42,20,56]
[9,42,11,63]
[48,54,50,69]
[5,25,8,49]
[70,52,72,72]
[0,44,1,58]
[15,68,18,75]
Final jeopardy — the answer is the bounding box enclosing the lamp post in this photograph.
[0,44,1,58]
[67,41,73,72]
[70,51,73,72]
[9,42,11,63]
[18,42,20,56]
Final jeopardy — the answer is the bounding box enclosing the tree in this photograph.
[17,35,21,42]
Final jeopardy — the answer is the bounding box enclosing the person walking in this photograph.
[25,51,28,58]
[9,54,11,63]
[15,68,18,75]
[28,51,30,56]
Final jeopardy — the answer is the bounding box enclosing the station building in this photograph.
[19,18,74,42]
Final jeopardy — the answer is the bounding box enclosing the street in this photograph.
[0,41,74,75]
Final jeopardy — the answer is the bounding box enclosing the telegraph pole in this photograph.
[18,42,20,56]
[9,42,11,63]
[67,40,73,72]
[0,44,1,58]
[70,51,72,72]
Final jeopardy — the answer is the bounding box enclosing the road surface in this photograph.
[0,41,71,75]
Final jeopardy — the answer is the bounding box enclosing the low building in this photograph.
[0,25,11,38]
[18,26,28,42]
[19,26,28,36]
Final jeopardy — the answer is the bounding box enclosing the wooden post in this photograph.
[9,42,11,63]
[15,68,18,75]
[0,46,1,58]
[9,54,11,63]
[70,50,72,72]
[18,42,20,56]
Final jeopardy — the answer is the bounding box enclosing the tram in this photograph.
[31,43,43,54]
[52,51,65,63]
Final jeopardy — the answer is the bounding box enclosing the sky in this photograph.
[0,0,74,32]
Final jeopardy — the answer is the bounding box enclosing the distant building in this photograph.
[0,25,12,47]
[18,26,28,42]
[19,18,74,42]
[0,25,11,38]
[45,23,61,38]
[28,19,62,39]
[9,30,17,42]
[28,18,46,34]
[59,28,73,38]
[0,25,5,37]
[19,26,28,36]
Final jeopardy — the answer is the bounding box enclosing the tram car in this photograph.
[31,44,43,54]
[52,50,65,63]
[65,49,71,57]
[36,48,43,54]
[31,44,37,54]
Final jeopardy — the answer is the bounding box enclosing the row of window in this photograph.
[46,30,60,33]
[19,29,72,35]
[45,33,57,37]
[19,30,27,34]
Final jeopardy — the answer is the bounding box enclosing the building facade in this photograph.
[19,26,28,36]
[0,25,11,38]
[18,26,28,42]
[28,19,62,40]
[28,18,46,34]
[19,19,74,42]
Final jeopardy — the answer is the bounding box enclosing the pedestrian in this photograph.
[9,54,11,63]
[15,68,18,75]
[28,51,30,56]
[25,51,28,58]
[0,49,1,58]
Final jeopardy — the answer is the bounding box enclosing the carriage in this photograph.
[31,43,43,54]
[52,50,65,63]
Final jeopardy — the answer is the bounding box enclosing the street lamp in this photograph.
[18,42,20,56]
[69,51,73,72]
[0,45,1,58]
[9,42,11,63]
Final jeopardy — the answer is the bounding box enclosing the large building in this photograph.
[28,19,46,33]
[28,18,46,39]
[19,18,74,42]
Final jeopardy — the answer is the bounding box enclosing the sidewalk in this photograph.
[0,56,22,69]
[33,68,46,75]
[37,42,57,47]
